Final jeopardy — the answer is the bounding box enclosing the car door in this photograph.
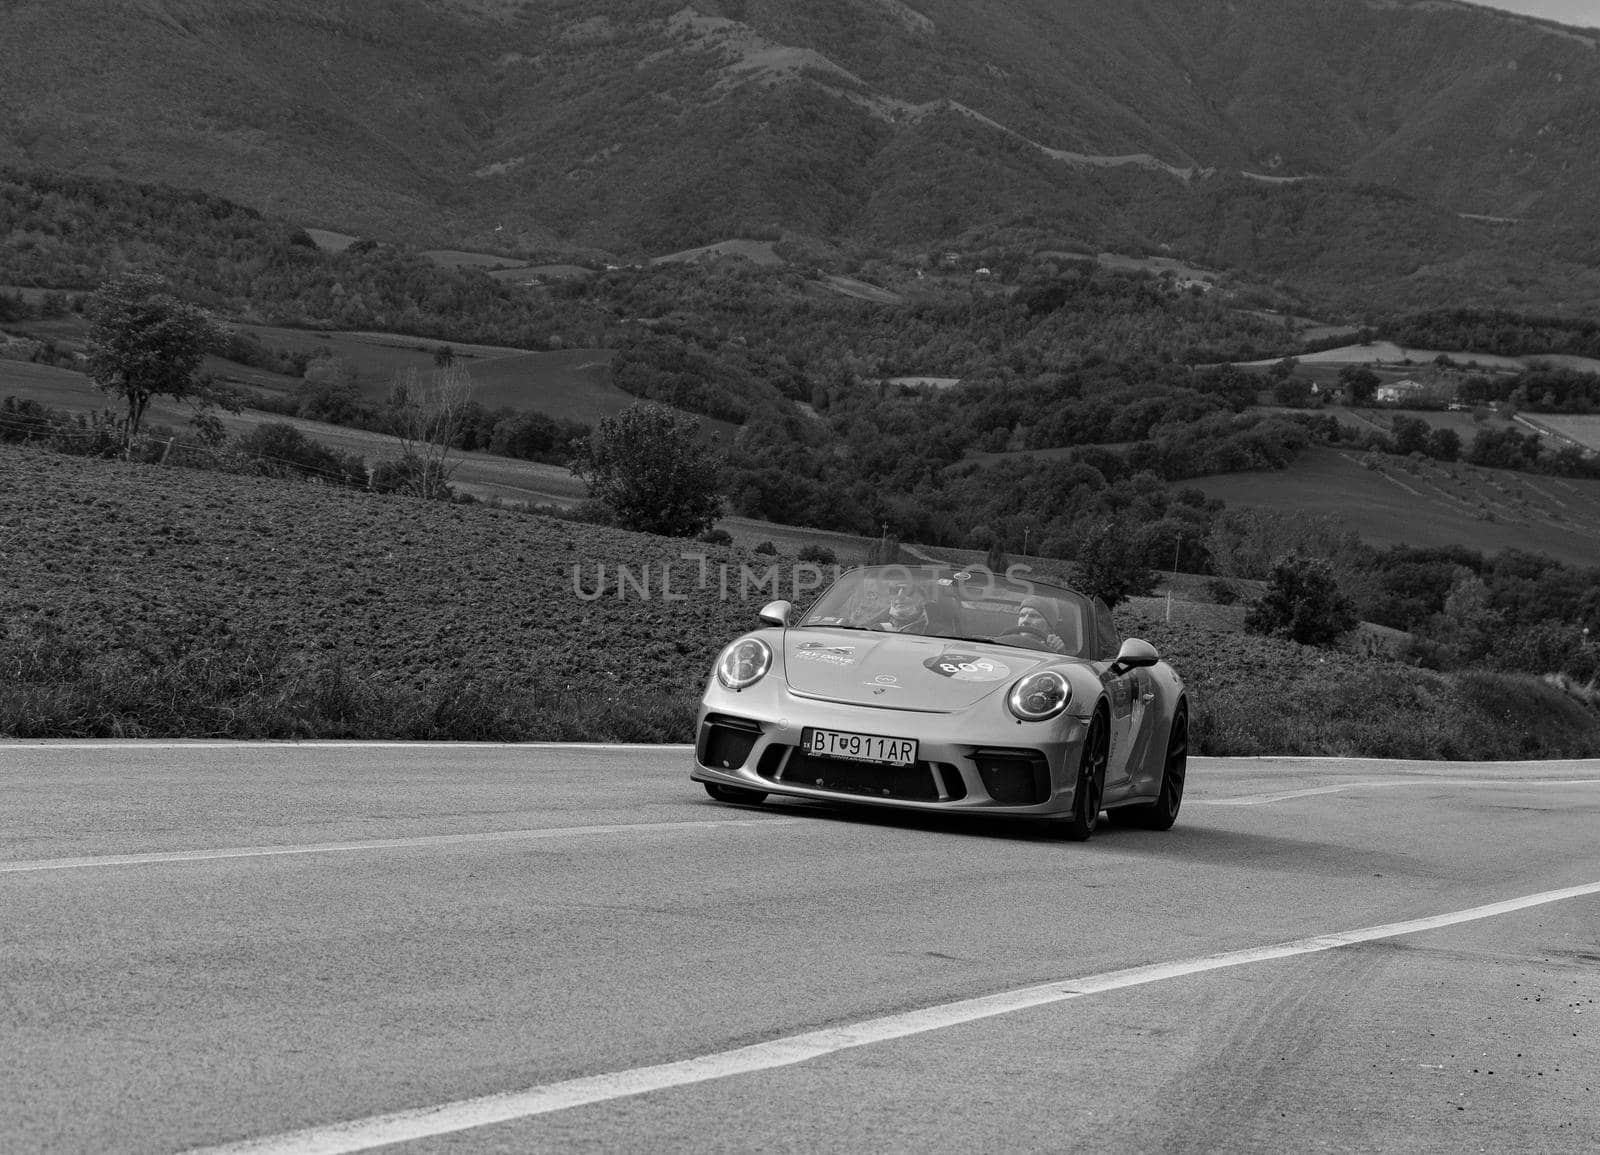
[1092,598,1141,787]
[1101,663,1140,787]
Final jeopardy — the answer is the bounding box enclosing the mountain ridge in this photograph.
[3,0,1599,309]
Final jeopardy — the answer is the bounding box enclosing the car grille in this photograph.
[757,746,966,802]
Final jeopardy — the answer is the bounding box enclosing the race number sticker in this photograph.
[924,653,1011,682]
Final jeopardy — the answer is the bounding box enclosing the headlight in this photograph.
[716,638,772,690]
[1008,670,1070,721]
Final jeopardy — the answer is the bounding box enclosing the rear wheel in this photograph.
[1058,709,1108,841]
[704,782,769,805]
[1115,705,1187,831]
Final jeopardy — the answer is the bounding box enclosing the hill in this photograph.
[6,0,1600,310]
[4,441,1598,757]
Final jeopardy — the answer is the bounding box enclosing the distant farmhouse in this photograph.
[1375,374,1457,407]
[1375,378,1428,404]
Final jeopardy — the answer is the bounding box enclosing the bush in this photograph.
[797,544,836,564]
[753,540,778,555]
[697,527,733,545]
[1206,578,1240,605]
[1245,553,1357,646]
[568,402,724,537]
[236,422,365,485]
[371,453,452,499]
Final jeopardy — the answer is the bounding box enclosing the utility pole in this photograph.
[1166,536,1180,623]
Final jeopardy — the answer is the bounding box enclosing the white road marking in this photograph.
[1192,778,1600,806]
[184,879,1600,1155]
[0,818,798,874]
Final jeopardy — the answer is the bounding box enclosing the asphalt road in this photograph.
[2,743,1597,1154]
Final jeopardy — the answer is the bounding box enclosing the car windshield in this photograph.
[797,565,1092,656]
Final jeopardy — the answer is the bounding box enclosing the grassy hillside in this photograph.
[4,441,1597,757]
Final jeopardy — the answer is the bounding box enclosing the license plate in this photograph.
[803,728,917,766]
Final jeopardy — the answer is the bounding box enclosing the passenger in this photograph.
[1013,597,1067,652]
[871,582,932,634]
[843,578,888,626]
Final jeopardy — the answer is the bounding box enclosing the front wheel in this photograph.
[1058,710,1108,841]
[704,781,768,806]
[1114,705,1187,831]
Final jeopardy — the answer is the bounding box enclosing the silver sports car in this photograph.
[691,564,1188,839]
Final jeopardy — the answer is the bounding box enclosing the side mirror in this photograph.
[1109,637,1158,676]
[759,600,792,627]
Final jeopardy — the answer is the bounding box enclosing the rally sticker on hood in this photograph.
[794,641,857,666]
[924,653,1011,682]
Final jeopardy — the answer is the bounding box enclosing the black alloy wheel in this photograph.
[1059,709,1109,841]
[1115,705,1187,831]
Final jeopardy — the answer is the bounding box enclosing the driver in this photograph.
[1013,597,1067,652]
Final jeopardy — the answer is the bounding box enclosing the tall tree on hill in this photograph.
[570,403,724,537]
[1071,518,1156,608]
[85,272,221,450]
[379,364,476,500]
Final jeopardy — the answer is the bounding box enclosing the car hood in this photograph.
[782,629,1054,711]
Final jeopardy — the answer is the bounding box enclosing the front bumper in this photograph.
[691,679,1091,817]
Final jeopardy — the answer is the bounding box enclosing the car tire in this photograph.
[1058,708,1108,841]
[704,782,769,805]
[1114,705,1187,831]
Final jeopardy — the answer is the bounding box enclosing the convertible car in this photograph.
[691,564,1188,839]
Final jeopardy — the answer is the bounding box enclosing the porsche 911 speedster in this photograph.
[691,565,1188,839]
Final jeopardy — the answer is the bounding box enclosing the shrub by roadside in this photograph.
[1122,610,1600,759]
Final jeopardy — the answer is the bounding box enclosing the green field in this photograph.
[1526,414,1600,454]
[1186,445,1600,567]
[1314,405,1525,441]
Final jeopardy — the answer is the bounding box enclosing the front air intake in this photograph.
[697,714,762,770]
[971,748,1050,806]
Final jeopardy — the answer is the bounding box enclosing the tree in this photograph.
[1245,552,1357,646]
[1425,427,1461,462]
[1071,518,1156,608]
[569,402,724,537]
[85,272,221,447]
[1391,415,1431,456]
[1338,365,1381,405]
[381,364,475,500]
